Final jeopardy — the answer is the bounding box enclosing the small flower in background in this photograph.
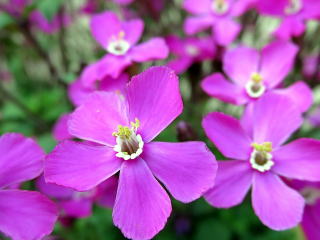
[201,41,313,112]
[45,66,217,240]
[202,93,320,230]
[287,180,320,240]
[0,133,57,240]
[256,0,320,40]
[303,55,320,81]
[183,0,255,46]
[307,107,320,128]
[80,11,169,87]
[166,35,216,74]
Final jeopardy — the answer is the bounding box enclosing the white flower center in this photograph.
[113,118,144,160]
[285,0,302,15]
[186,44,199,56]
[211,0,229,15]
[107,31,130,56]
[245,72,266,98]
[250,142,274,172]
[301,187,320,205]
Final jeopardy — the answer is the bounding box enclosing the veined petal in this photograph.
[113,158,171,240]
[205,160,253,208]
[143,141,217,203]
[202,112,252,160]
[273,138,320,181]
[0,190,57,240]
[45,141,122,191]
[0,133,44,188]
[69,91,128,146]
[126,66,183,142]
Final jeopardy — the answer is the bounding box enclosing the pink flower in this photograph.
[257,0,320,40]
[45,66,217,240]
[166,35,216,74]
[183,0,254,46]
[0,133,57,240]
[303,55,320,80]
[202,93,320,230]
[80,11,169,86]
[201,41,312,112]
[287,180,320,240]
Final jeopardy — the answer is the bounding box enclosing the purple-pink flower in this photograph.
[166,35,216,74]
[80,11,169,87]
[257,0,320,40]
[201,40,312,112]
[202,93,320,230]
[0,133,57,240]
[183,0,254,46]
[45,66,217,240]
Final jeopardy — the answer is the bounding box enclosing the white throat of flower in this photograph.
[245,72,266,98]
[250,142,274,172]
[301,187,320,205]
[211,0,229,14]
[285,0,302,15]
[107,31,130,56]
[186,44,199,57]
[113,118,144,160]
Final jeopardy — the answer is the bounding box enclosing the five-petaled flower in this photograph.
[45,66,217,240]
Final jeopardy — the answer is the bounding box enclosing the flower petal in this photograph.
[183,0,211,14]
[36,175,74,199]
[60,198,92,218]
[113,158,171,240]
[53,113,72,141]
[301,203,320,240]
[214,19,241,46]
[223,46,259,86]
[121,19,144,46]
[184,15,213,35]
[252,172,304,230]
[129,38,169,62]
[260,41,298,88]
[252,93,303,148]
[201,73,249,105]
[0,133,44,188]
[90,11,121,49]
[95,176,118,208]
[143,141,217,203]
[0,190,57,240]
[69,91,128,146]
[273,18,305,40]
[167,57,193,74]
[205,160,253,208]
[202,112,252,160]
[272,138,320,181]
[272,81,313,113]
[127,66,183,142]
[45,141,122,191]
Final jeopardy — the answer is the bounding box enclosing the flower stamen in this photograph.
[250,142,274,172]
[285,0,302,15]
[107,31,130,56]
[245,72,266,98]
[211,0,229,14]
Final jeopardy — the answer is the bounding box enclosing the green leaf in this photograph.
[0,12,14,29]
[35,0,63,21]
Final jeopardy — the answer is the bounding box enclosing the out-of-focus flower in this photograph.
[288,180,320,240]
[202,93,320,230]
[307,107,320,127]
[201,41,312,112]
[303,55,320,80]
[183,0,255,46]
[80,11,169,86]
[166,35,216,74]
[45,66,217,240]
[0,133,57,240]
[80,0,99,15]
[257,0,320,40]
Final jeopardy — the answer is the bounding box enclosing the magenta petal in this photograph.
[53,113,72,141]
[260,41,298,88]
[301,203,320,240]
[252,93,303,148]
[129,38,169,62]
[95,176,118,208]
[113,158,171,240]
[214,19,241,46]
[201,73,248,105]
[36,175,74,199]
[0,190,57,240]
[127,66,183,142]
[167,57,193,74]
[60,198,92,218]
[205,160,253,208]
[183,0,211,14]
[202,112,252,160]
[223,46,259,86]
[0,133,44,188]
[143,141,217,203]
[45,141,122,191]
[272,138,320,181]
[274,18,305,40]
[252,172,304,230]
[69,91,128,146]
[272,81,313,113]
[184,15,213,35]
[121,18,144,45]
[90,11,121,49]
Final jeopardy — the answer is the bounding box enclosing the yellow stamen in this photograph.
[112,118,140,139]
[251,72,263,84]
[251,142,273,152]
